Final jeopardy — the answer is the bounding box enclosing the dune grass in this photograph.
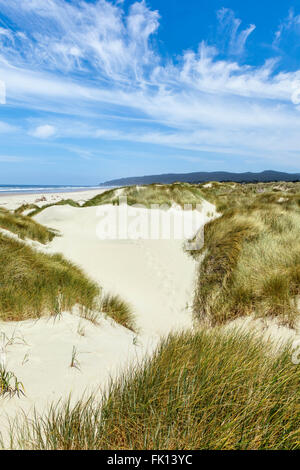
[83,183,205,208]
[198,180,300,213]
[7,329,300,450]
[0,233,100,321]
[0,366,25,398]
[15,199,81,218]
[0,207,135,329]
[193,183,300,326]
[101,293,136,332]
[14,203,39,215]
[0,207,56,243]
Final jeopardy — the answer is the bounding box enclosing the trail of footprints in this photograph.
[131,238,193,317]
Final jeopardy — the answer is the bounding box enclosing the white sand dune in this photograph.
[34,202,216,335]
[0,197,217,444]
[0,310,157,442]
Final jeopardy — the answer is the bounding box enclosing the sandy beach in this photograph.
[0,188,108,212]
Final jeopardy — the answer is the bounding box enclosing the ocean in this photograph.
[0,185,107,195]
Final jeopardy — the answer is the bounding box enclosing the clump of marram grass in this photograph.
[0,207,56,243]
[193,200,300,326]
[83,183,204,209]
[0,366,25,398]
[101,293,136,332]
[14,199,81,218]
[6,329,300,450]
[0,233,100,321]
[14,203,39,215]
[27,199,81,217]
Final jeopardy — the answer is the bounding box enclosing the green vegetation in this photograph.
[198,180,300,213]
[14,203,39,215]
[0,205,135,329]
[0,366,25,398]
[101,293,136,332]
[15,199,80,217]
[0,233,100,321]
[0,207,56,243]
[192,181,300,326]
[3,181,300,451]
[8,329,300,450]
[83,183,204,208]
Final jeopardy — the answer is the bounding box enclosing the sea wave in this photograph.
[0,185,104,194]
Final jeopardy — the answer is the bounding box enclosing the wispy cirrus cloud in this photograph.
[0,0,159,82]
[0,1,300,171]
[217,7,256,56]
[273,8,300,46]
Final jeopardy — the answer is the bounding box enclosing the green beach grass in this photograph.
[83,183,205,208]
[7,329,300,450]
[0,207,56,243]
[191,182,300,327]
[15,199,80,218]
[0,233,100,322]
[101,293,136,332]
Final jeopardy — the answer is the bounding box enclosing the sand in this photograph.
[0,188,107,211]
[34,202,217,335]
[0,189,217,444]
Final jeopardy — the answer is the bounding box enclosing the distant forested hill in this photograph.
[100,170,300,186]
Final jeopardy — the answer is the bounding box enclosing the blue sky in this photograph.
[0,0,300,184]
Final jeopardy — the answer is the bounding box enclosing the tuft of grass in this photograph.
[0,233,100,321]
[7,329,300,450]
[0,207,56,244]
[0,366,25,398]
[70,346,80,371]
[14,203,39,215]
[101,293,136,332]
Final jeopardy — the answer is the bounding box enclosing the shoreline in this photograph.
[0,187,113,211]
[0,188,98,196]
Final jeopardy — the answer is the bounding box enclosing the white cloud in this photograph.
[0,1,299,168]
[273,8,300,46]
[31,124,56,139]
[0,0,159,81]
[217,8,256,56]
